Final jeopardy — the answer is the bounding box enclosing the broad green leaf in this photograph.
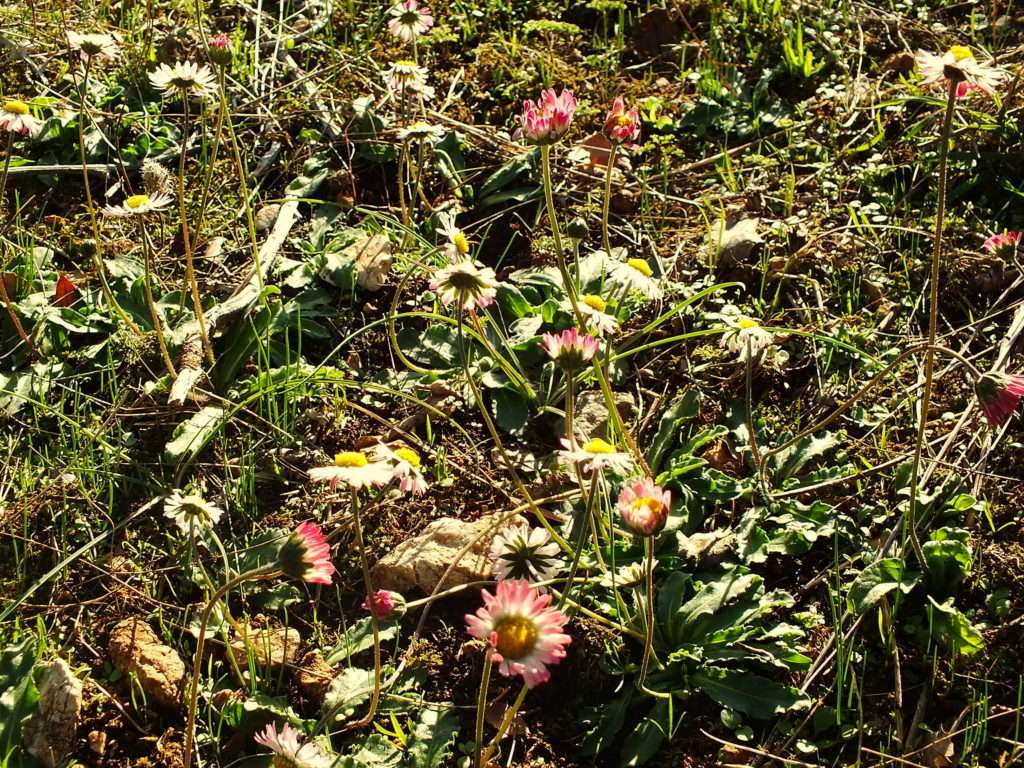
[491,387,530,435]
[675,571,761,643]
[322,667,375,723]
[925,596,984,656]
[324,618,398,665]
[405,707,459,767]
[692,666,809,719]
[164,405,227,463]
[618,698,672,767]
[647,389,700,472]
[0,636,39,757]
[847,558,920,614]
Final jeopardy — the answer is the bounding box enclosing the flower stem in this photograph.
[473,653,493,768]
[345,490,383,730]
[601,143,618,257]
[638,536,670,698]
[138,219,178,376]
[183,565,280,768]
[906,79,959,569]
[479,683,529,767]
[0,133,35,354]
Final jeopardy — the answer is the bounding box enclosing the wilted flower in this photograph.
[307,450,393,490]
[518,88,577,145]
[149,61,218,99]
[465,579,571,688]
[276,521,335,585]
[609,257,662,299]
[982,231,1022,257]
[67,31,120,63]
[603,96,640,144]
[363,589,406,621]
[141,159,171,195]
[490,524,562,583]
[558,436,633,475]
[102,192,174,217]
[915,46,1007,97]
[387,0,434,43]
[254,722,334,768]
[208,33,233,67]
[722,315,773,362]
[384,60,435,101]
[575,294,619,337]
[397,120,444,142]
[541,328,599,371]
[429,261,498,312]
[616,477,670,536]
[371,443,429,495]
[0,100,42,138]
[974,371,1024,427]
[437,210,471,261]
[163,490,224,534]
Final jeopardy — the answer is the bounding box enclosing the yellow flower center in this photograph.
[582,437,615,454]
[334,451,369,467]
[948,45,974,62]
[737,317,760,330]
[125,194,150,209]
[453,231,470,256]
[4,100,29,115]
[626,258,653,277]
[394,447,421,467]
[582,294,607,312]
[493,615,538,660]
[632,497,660,516]
[614,114,632,127]
[396,59,418,69]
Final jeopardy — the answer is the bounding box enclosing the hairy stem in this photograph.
[345,490,383,730]
[138,220,178,376]
[601,143,618,257]
[473,654,493,768]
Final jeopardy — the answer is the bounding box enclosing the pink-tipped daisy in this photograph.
[384,60,435,101]
[974,371,1024,427]
[604,96,641,144]
[558,436,634,475]
[574,294,620,337]
[465,579,571,688]
[371,443,429,496]
[541,328,599,371]
[0,100,43,138]
[307,450,393,490]
[982,231,1022,257]
[617,477,670,536]
[208,33,233,67]
[387,0,434,43]
[429,261,498,312]
[518,88,577,145]
[362,589,405,621]
[253,722,334,768]
[915,46,1007,97]
[276,521,335,585]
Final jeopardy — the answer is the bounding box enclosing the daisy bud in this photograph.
[208,33,233,67]
[982,232,1022,258]
[276,521,336,584]
[518,88,577,145]
[616,477,670,536]
[541,328,599,371]
[974,371,1024,427]
[603,96,641,144]
[362,589,406,621]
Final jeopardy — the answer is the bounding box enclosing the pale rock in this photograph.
[573,390,636,441]
[227,626,302,673]
[350,234,392,292]
[23,658,82,768]
[108,618,185,709]
[707,217,763,270]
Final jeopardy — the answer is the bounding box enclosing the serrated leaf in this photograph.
[324,618,398,665]
[164,405,227,463]
[405,707,459,768]
[692,666,809,719]
[847,558,920,614]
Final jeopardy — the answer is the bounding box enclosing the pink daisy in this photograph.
[974,371,1024,427]
[518,88,577,145]
[387,0,434,43]
[276,521,336,585]
[603,96,640,144]
[254,722,333,767]
[915,46,1007,97]
[982,231,1022,256]
[541,328,599,371]
[429,261,498,312]
[362,589,404,620]
[616,477,671,536]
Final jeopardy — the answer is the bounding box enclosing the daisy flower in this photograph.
[518,88,577,145]
[208,33,233,67]
[604,96,640,144]
[572,294,620,337]
[307,450,393,490]
[490,524,562,583]
[67,31,120,63]
[384,60,435,101]
[915,46,1007,97]
[387,0,434,43]
[101,192,174,217]
[974,370,1024,427]
[465,579,571,688]
[722,315,773,362]
[609,258,662,299]
[254,722,334,768]
[558,436,633,475]
[982,231,1022,257]
[371,443,429,496]
[437,210,471,261]
[0,100,42,138]
[276,521,336,585]
[429,261,498,312]
[362,589,406,621]
[541,328,599,371]
[616,477,670,536]
[163,490,224,535]
[397,120,444,142]
[149,61,218,100]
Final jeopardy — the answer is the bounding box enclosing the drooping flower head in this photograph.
[67,32,120,63]
[384,60,435,101]
[254,722,334,768]
[208,33,234,67]
[276,521,335,585]
[518,88,577,145]
[603,96,640,144]
[429,261,498,312]
[149,61,218,99]
[307,450,393,490]
[616,477,670,536]
[541,328,599,371]
[163,490,224,535]
[387,0,434,43]
[558,436,634,475]
[609,257,662,299]
[575,294,620,337]
[371,443,429,496]
[465,579,571,688]
[974,371,1024,427]
[0,100,42,138]
[490,524,562,583]
[397,120,445,142]
[437,210,471,261]
[982,231,1022,258]
[101,192,174,217]
[915,46,1007,97]
[362,589,406,621]
[723,315,773,362]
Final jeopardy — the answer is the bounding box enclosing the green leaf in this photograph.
[674,571,761,643]
[479,149,537,198]
[923,530,972,598]
[925,596,984,656]
[322,667,375,723]
[164,405,227,463]
[580,686,633,757]
[405,707,459,767]
[692,666,809,719]
[767,432,840,485]
[324,618,398,665]
[847,558,921,614]
[491,387,530,435]
[647,390,700,472]
[0,635,39,757]
[618,699,672,767]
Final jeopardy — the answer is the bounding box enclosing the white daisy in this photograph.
[608,257,662,299]
[163,490,224,535]
[371,443,429,496]
[254,722,334,768]
[915,46,1007,97]
[397,120,444,142]
[101,192,174,217]
[490,524,562,583]
[722,315,773,362]
[149,61,218,100]
[437,209,471,261]
[307,450,393,490]
[387,0,434,43]
[558,436,633,475]
[572,294,619,337]
[67,31,120,63]
[429,261,498,312]
[0,100,42,138]
[384,60,435,101]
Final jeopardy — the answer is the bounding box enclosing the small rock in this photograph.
[573,390,636,441]
[227,626,302,673]
[296,650,336,702]
[373,513,526,593]
[87,730,107,756]
[707,217,763,270]
[349,234,393,292]
[23,659,82,768]
[108,618,185,710]
[255,203,281,232]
